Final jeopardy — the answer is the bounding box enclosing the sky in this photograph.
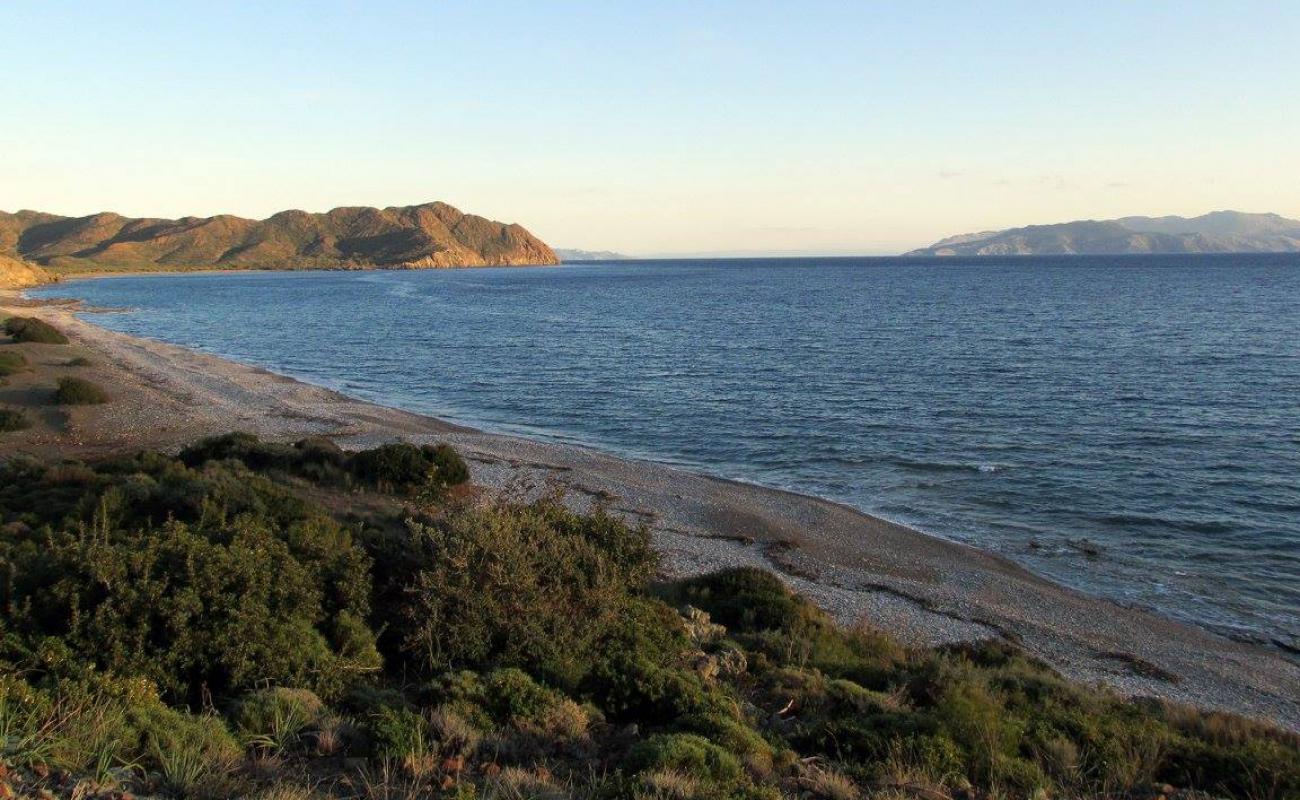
[2,1,1298,256]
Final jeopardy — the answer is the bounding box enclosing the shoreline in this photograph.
[3,292,1299,731]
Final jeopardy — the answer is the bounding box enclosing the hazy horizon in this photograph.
[3,1,1298,256]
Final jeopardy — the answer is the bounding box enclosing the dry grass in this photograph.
[636,768,699,799]
[801,765,861,800]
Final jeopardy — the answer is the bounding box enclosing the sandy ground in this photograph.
[3,294,1298,732]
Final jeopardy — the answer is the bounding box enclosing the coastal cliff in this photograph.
[907,210,1300,256]
[0,201,559,273]
[0,254,55,288]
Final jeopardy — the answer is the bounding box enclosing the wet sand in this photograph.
[3,293,1298,731]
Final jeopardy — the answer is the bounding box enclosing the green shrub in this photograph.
[4,316,69,344]
[0,350,26,376]
[1,441,1297,800]
[395,499,658,687]
[625,733,744,785]
[668,568,904,687]
[53,376,109,404]
[0,673,238,784]
[585,657,736,725]
[65,356,93,367]
[348,441,470,494]
[0,407,29,432]
[232,687,326,753]
[0,459,380,704]
[177,432,468,494]
[366,705,429,759]
[482,668,563,726]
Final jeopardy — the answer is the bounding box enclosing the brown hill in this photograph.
[0,254,55,289]
[0,202,558,273]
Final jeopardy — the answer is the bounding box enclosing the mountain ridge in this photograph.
[554,248,631,261]
[906,211,1300,256]
[0,201,559,273]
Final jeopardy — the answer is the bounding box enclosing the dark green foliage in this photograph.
[0,436,1295,800]
[0,456,379,703]
[65,356,93,367]
[0,350,26,376]
[4,316,69,344]
[348,441,469,494]
[0,407,29,432]
[365,705,429,759]
[625,732,743,784]
[178,432,469,493]
[53,376,109,404]
[394,499,660,688]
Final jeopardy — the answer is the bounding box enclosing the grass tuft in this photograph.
[0,350,27,376]
[53,376,110,404]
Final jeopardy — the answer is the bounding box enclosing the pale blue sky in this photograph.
[2,1,1297,254]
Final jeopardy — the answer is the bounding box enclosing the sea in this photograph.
[34,254,1300,653]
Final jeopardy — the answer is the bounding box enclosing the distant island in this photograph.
[906,210,1300,256]
[0,201,558,278]
[555,248,631,261]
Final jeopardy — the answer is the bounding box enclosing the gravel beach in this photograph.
[3,293,1298,732]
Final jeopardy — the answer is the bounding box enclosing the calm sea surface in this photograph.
[35,255,1300,651]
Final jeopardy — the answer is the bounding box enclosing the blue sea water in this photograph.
[35,255,1300,650]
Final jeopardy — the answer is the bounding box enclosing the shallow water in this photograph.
[37,255,1300,650]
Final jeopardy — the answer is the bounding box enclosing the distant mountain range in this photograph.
[0,202,558,274]
[554,248,630,262]
[906,211,1300,256]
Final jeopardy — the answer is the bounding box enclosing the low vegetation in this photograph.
[52,375,110,405]
[0,350,27,377]
[3,315,70,345]
[0,433,1295,800]
[0,407,29,432]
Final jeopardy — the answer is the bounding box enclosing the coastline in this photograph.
[3,292,1298,732]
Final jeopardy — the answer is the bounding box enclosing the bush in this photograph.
[0,350,26,376]
[625,733,744,785]
[53,376,109,404]
[0,673,239,784]
[0,458,380,704]
[365,705,429,759]
[1,440,1297,800]
[177,432,469,494]
[4,316,69,344]
[348,441,470,494]
[232,688,326,753]
[0,407,29,432]
[395,499,658,686]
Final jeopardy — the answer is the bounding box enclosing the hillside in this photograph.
[0,201,559,273]
[906,210,1300,256]
[555,248,631,261]
[0,254,55,288]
